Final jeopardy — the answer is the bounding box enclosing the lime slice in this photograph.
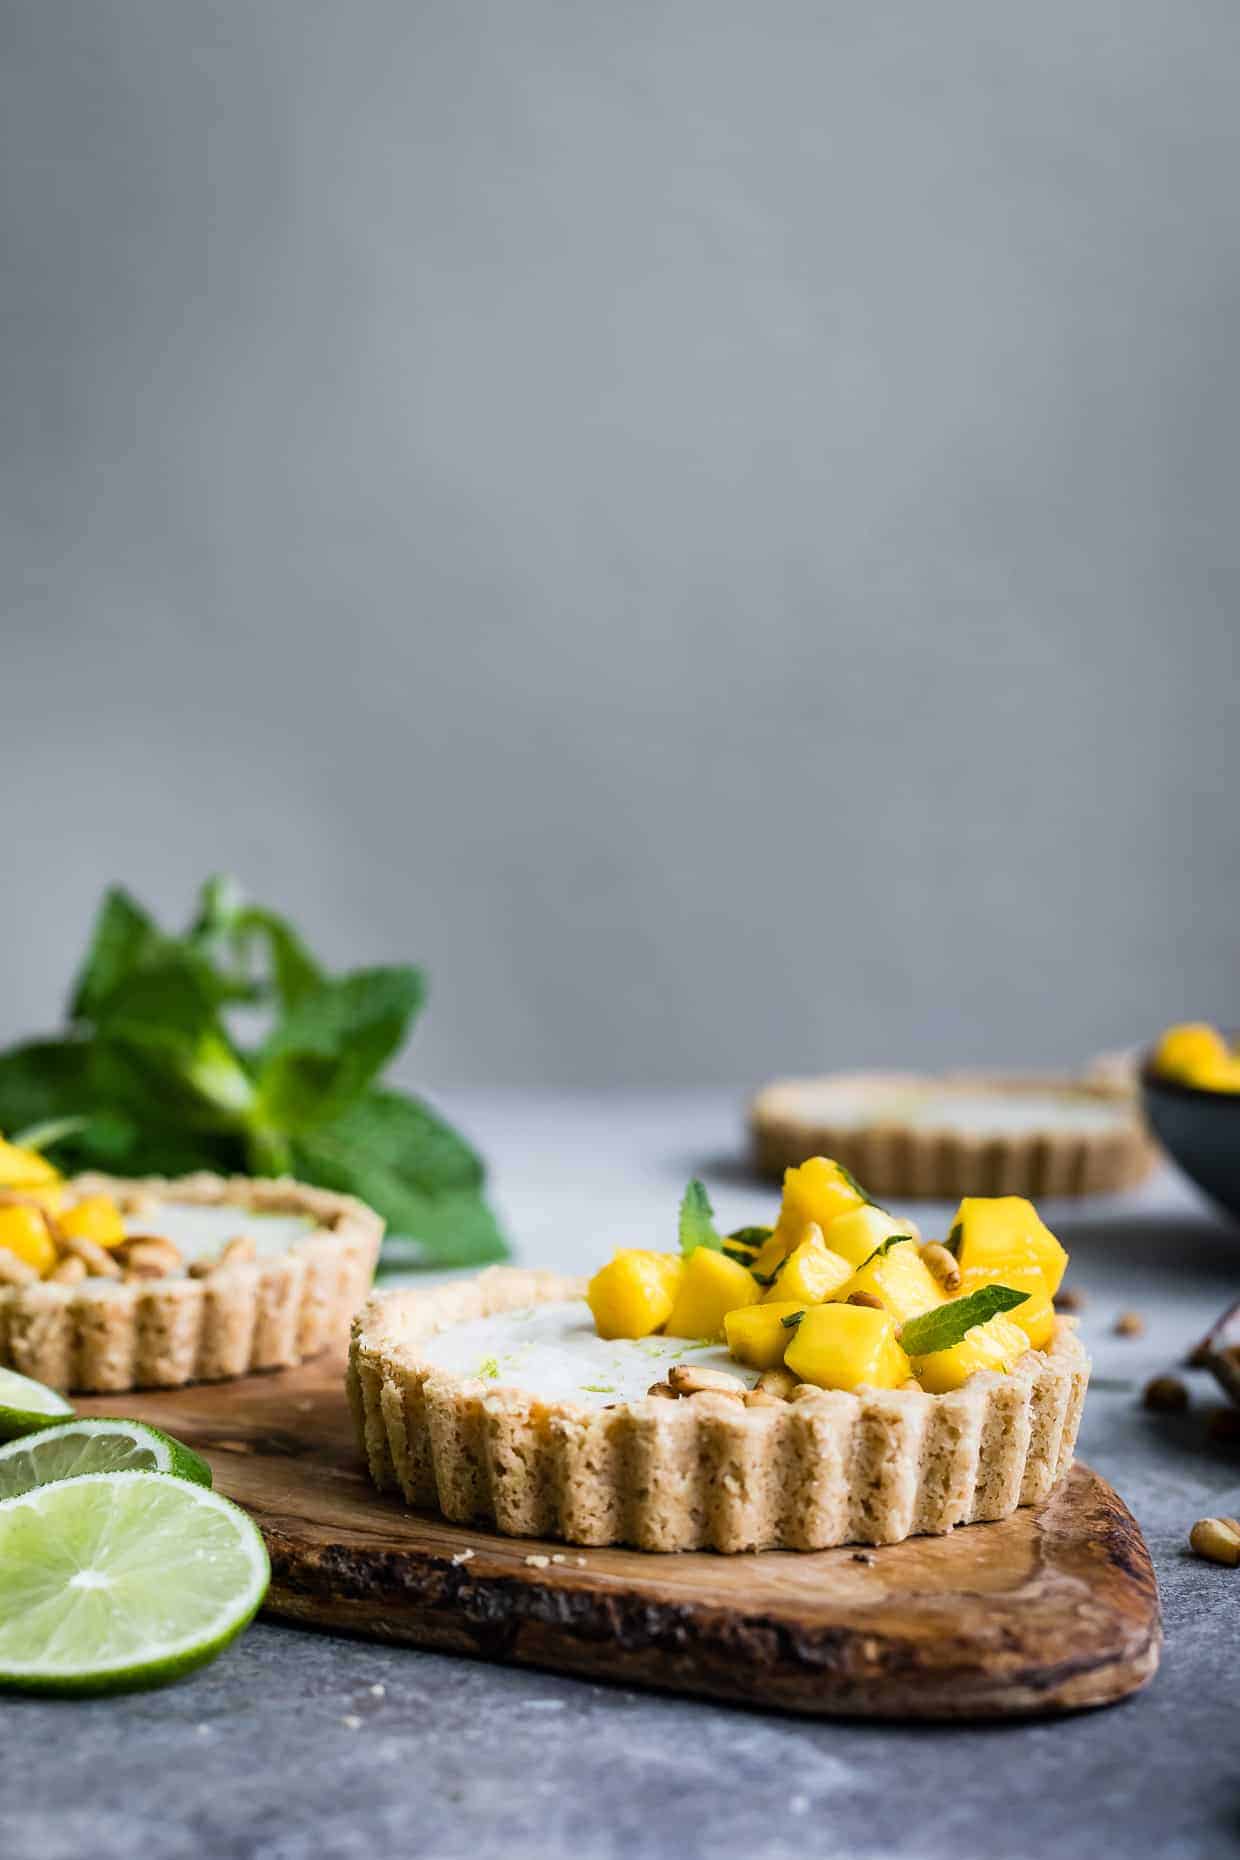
[0,1366,73,1439]
[0,1418,212,1500]
[0,1471,270,1694]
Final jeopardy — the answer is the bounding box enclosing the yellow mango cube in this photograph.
[0,1136,61,1190]
[750,1229,794,1281]
[912,1314,1029,1393]
[818,1204,915,1269]
[949,1197,1068,1298]
[587,1250,684,1340]
[762,1232,852,1305]
[772,1156,868,1252]
[58,1194,127,1250]
[784,1302,912,1391]
[1153,1022,1230,1084]
[665,1248,762,1340]
[0,1203,57,1277]
[958,1265,1055,1350]
[725,1300,804,1370]
[839,1242,944,1326]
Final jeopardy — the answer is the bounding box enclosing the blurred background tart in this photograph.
[750,1070,1156,1200]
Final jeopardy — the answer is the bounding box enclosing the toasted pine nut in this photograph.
[743,1388,786,1408]
[1190,1517,1240,1566]
[1114,1310,1145,1338]
[58,1234,121,1278]
[114,1236,182,1280]
[1054,1286,1085,1312]
[0,1249,39,1286]
[219,1234,257,1267]
[754,1366,799,1400]
[48,1255,88,1285]
[788,1382,828,1402]
[667,1363,745,1398]
[920,1243,961,1292]
[645,1380,677,1399]
[116,1189,160,1217]
[848,1290,884,1310]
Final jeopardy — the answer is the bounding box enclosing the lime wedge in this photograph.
[0,1471,270,1694]
[0,1366,73,1439]
[0,1418,212,1500]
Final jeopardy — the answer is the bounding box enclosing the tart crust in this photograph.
[750,1070,1156,1200]
[348,1268,1090,1553]
[0,1173,383,1393]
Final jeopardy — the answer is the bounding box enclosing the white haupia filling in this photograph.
[122,1202,318,1264]
[775,1085,1128,1138]
[420,1299,759,1409]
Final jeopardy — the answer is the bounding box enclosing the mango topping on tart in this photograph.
[1152,1021,1240,1093]
[585,1162,1071,1398]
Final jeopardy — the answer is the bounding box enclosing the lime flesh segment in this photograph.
[0,1366,73,1440]
[0,1418,212,1500]
[0,1471,270,1694]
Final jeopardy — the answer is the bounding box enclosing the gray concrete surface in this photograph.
[2,2,1239,1086]
[6,1092,1240,1860]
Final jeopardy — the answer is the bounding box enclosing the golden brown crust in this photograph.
[0,1172,383,1392]
[348,1268,1090,1553]
[749,1070,1156,1199]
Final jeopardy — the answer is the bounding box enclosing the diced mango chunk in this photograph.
[949,1197,1067,1298]
[0,1136,61,1190]
[1153,1022,1231,1084]
[587,1250,684,1340]
[0,1204,57,1277]
[772,1156,868,1253]
[665,1248,761,1340]
[58,1194,127,1250]
[911,1313,1029,1393]
[725,1301,804,1370]
[784,1302,911,1392]
[762,1230,852,1305]
[838,1241,944,1326]
[817,1204,914,1269]
[750,1229,794,1281]
[958,1264,1055,1350]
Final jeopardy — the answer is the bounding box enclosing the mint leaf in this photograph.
[727,1226,774,1247]
[189,878,324,1011]
[859,1233,915,1268]
[92,956,256,1126]
[8,1115,91,1153]
[294,1108,506,1267]
[257,967,424,1131]
[0,1040,91,1134]
[678,1179,722,1256]
[70,889,166,1021]
[311,1088,484,1194]
[780,1309,806,1329]
[899,1286,1030,1357]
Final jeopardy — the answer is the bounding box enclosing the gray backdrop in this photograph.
[2,0,1236,1088]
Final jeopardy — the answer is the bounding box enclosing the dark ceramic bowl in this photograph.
[1141,1051,1240,1223]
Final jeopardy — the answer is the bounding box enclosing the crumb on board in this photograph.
[524,1554,551,1569]
[341,1715,362,1731]
[450,1549,475,1566]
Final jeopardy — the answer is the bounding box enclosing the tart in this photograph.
[350,1165,1089,1553]
[0,1170,383,1393]
[750,1070,1155,1199]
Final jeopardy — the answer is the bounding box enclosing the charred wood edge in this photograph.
[256,1476,1160,1711]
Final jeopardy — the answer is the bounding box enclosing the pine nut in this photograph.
[667,1363,745,1398]
[920,1243,961,1292]
[755,1367,799,1400]
[48,1255,88,1285]
[0,1249,39,1286]
[1189,1517,1240,1566]
[848,1290,884,1310]
[58,1234,121,1278]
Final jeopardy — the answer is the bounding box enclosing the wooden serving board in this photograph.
[77,1358,1161,1720]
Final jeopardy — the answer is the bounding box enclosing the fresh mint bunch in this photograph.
[0,879,506,1268]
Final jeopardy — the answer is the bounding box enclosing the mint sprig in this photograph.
[678,1179,723,1256]
[0,877,507,1268]
[899,1286,1029,1357]
[859,1233,915,1268]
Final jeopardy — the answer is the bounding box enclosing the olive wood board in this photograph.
[76,1356,1161,1721]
